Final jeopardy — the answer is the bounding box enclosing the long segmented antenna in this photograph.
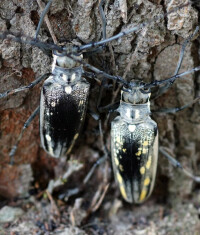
[35,0,54,40]
[0,29,200,91]
[0,53,200,99]
[0,3,190,55]
[143,66,200,89]
[0,41,128,101]
[0,32,63,53]
[36,0,58,44]
[0,2,198,91]
[142,26,200,90]
[77,3,190,52]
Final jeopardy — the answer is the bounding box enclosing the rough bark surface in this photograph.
[0,0,200,234]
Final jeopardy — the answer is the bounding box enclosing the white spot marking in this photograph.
[52,55,58,72]
[65,86,72,94]
[128,125,136,132]
[49,146,54,156]
[62,74,68,81]
[46,134,51,142]
[71,73,76,81]
[51,102,56,107]
[135,109,140,119]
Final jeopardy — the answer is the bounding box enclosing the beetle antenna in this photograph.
[143,66,200,90]
[36,0,58,44]
[77,3,190,52]
[35,0,54,40]
[0,31,62,55]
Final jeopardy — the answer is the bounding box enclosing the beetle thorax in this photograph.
[119,101,150,123]
[51,51,83,85]
[119,81,151,123]
[52,65,83,86]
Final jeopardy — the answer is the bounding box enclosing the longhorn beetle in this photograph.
[110,20,200,203]
[0,0,200,203]
[0,0,117,160]
[86,4,200,203]
[111,79,200,204]
[105,32,200,204]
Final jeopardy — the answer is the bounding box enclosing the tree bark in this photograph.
[0,0,200,233]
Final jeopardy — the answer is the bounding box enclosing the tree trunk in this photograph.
[0,0,200,233]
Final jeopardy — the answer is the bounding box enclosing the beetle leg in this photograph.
[0,73,50,99]
[160,147,200,183]
[9,106,40,164]
[83,120,109,184]
[83,155,107,184]
[98,101,120,113]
